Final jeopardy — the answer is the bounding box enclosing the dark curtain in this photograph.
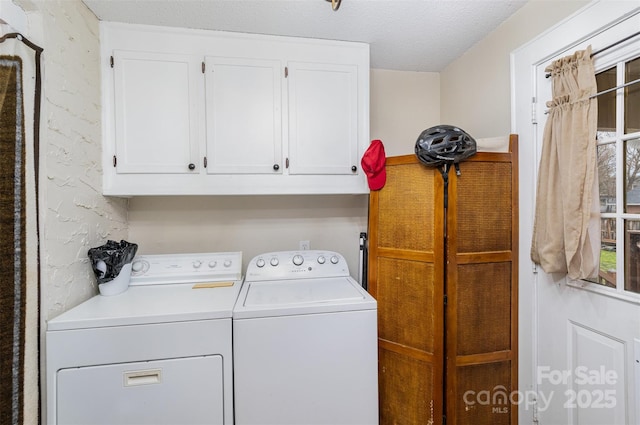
[0,33,42,425]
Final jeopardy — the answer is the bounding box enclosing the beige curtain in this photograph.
[531,46,600,280]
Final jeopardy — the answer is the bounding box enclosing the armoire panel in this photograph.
[377,257,437,353]
[454,361,513,425]
[456,161,513,253]
[456,262,512,355]
[369,135,518,425]
[379,348,440,425]
[378,162,437,252]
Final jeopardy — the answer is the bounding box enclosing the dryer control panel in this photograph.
[246,250,350,282]
[130,251,243,285]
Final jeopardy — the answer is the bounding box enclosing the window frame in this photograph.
[572,39,640,303]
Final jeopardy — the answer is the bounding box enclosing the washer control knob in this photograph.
[131,260,144,272]
[224,260,232,268]
[270,257,279,267]
[256,258,266,268]
[193,260,202,268]
[330,255,339,264]
[208,260,217,268]
[292,255,304,266]
[317,256,326,264]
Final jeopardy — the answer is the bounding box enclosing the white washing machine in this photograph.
[233,250,378,425]
[46,252,243,425]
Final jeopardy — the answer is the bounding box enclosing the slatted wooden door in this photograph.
[368,156,445,425]
[446,136,518,425]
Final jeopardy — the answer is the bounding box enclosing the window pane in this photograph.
[597,130,616,142]
[625,219,640,293]
[594,218,617,288]
[598,143,616,212]
[625,56,640,134]
[597,66,616,134]
[624,138,640,213]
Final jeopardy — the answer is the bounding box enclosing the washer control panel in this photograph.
[246,250,350,282]
[129,251,242,285]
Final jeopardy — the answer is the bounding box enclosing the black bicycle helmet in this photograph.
[415,125,477,167]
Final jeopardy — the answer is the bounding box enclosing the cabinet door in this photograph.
[288,62,358,175]
[113,50,200,174]
[204,56,282,174]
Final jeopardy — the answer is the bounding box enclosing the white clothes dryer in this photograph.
[233,250,378,425]
[46,252,243,425]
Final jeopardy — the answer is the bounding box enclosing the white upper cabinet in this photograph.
[113,50,201,174]
[287,62,358,176]
[204,56,283,175]
[100,22,369,195]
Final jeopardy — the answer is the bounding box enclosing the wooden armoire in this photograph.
[368,135,518,425]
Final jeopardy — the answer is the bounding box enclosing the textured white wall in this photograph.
[26,0,129,320]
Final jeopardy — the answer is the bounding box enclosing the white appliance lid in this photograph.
[47,280,242,331]
[233,277,376,319]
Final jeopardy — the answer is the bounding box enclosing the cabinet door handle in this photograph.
[351,165,357,172]
[188,163,196,170]
[273,164,280,171]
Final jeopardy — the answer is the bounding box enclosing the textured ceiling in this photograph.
[82,0,528,72]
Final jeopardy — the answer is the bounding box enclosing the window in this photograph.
[592,54,640,294]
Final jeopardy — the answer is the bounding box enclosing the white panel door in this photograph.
[56,355,224,425]
[568,323,626,425]
[205,56,282,174]
[288,62,358,175]
[513,4,640,424]
[113,50,200,174]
